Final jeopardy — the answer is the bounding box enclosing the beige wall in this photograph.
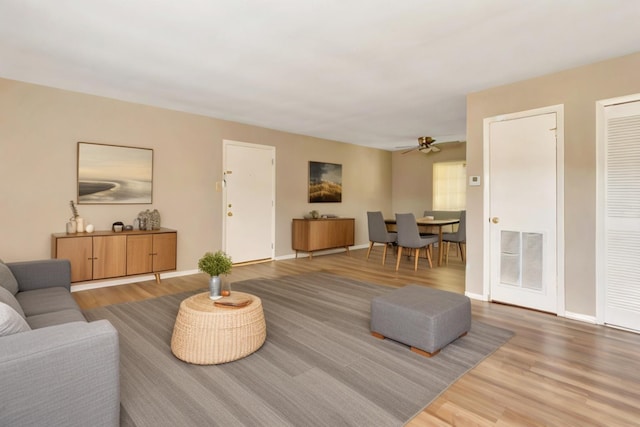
[391,142,466,216]
[466,51,640,316]
[0,78,392,270]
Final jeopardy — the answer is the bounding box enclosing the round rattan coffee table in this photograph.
[170,291,266,365]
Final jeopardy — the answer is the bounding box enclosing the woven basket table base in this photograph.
[171,291,266,364]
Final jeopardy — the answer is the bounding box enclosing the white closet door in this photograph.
[488,111,558,313]
[603,101,640,331]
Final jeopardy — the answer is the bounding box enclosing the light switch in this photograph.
[469,176,481,186]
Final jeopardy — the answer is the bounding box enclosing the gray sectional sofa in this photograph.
[0,259,119,427]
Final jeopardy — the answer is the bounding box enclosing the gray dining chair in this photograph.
[366,211,397,265]
[395,213,439,271]
[418,210,438,238]
[442,210,466,264]
[423,210,462,220]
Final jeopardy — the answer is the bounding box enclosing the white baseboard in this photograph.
[351,244,369,250]
[563,311,597,324]
[70,269,199,292]
[465,291,489,301]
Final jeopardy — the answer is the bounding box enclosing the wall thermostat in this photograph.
[469,176,481,186]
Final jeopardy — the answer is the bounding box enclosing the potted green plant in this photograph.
[198,250,233,300]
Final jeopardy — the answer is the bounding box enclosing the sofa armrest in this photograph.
[0,320,119,427]
[7,259,71,291]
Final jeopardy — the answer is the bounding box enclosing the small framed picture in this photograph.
[308,161,342,203]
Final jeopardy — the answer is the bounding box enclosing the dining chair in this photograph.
[418,210,438,238]
[366,211,397,265]
[422,210,462,220]
[395,213,439,271]
[442,210,466,264]
[421,210,460,236]
[423,210,436,218]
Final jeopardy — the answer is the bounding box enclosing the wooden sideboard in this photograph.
[292,218,354,259]
[51,228,177,283]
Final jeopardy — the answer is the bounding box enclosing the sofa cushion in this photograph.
[0,302,31,337]
[7,259,71,292]
[26,309,87,329]
[0,262,19,295]
[0,286,25,319]
[15,287,81,317]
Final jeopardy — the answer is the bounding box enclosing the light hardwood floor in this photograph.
[72,247,640,426]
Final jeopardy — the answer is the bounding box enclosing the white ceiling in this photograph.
[1,1,640,151]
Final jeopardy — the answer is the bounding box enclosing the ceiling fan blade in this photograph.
[402,136,463,155]
[401,147,418,154]
[436,140,465,146]
[423,140,465,154]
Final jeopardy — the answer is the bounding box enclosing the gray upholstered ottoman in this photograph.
[370,285,471,357]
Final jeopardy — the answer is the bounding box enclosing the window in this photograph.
[433,161,466,210]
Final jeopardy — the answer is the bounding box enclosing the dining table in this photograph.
[385,217,460,267]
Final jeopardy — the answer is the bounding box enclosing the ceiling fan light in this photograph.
[418,136,436,146]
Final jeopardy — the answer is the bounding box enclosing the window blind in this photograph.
[433,161,466,210]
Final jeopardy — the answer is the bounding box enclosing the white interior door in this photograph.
[487,110,560,313]
[599,99,640,331]
[223,141,275,264]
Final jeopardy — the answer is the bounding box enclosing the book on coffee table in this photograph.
[214,294,252,308]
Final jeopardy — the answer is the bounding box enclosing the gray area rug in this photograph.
[84,272,513,427]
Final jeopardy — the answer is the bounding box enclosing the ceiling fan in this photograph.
[401,136,464,155]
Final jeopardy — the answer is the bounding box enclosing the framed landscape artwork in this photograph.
[308,161,342,203]
[77,142,153,204]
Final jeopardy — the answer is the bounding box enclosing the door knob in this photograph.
[227,212,233,216]
[491,217,500,224]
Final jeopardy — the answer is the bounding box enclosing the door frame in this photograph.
[222,139,276,263]
[595,92,640,325]
[481,104,565,315]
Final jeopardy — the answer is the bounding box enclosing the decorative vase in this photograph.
[137,210,151,230]
[76,217,84,232]
[209,276,222,300]
[66,219,77,234]
[150,209,161,230]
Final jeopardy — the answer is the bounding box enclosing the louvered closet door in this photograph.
[604,101,640,331]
